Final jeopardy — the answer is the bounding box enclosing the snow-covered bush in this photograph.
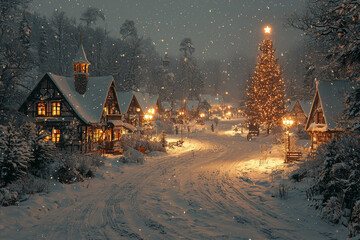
[0,121,32,186]
[53,153,99,184]
[305,134,360,237]
[321,196,343,224]
[119,149,145,164]
[349,201,360,239]
[121,134,165,152]
[0,188,18,207]
[7,174,49,195]
[155,119,174,134]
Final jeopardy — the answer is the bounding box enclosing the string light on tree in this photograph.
[245,26,286,134]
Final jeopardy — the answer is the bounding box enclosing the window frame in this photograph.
[52,128,60,143]
[37,102,46,116]
[51,102,61,116]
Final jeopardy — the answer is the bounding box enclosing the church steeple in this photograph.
[73,37,91,94]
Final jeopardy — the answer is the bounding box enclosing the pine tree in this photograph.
[0,120,32,186]
[246,37,286,133]
[21,122,55,178]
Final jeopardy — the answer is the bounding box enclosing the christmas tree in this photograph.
[246,31,285,133]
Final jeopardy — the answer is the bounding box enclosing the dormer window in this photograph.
[37,102,46,116]
[52,102,61,116]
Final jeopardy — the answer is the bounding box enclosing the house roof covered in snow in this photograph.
[48,72,113,124]
[117,91,134,114]
[134,92,159,112]
[73,43,90,64]
[199,94,223,106]
[186,100,199,111]
[287,100,312,116]
[306,80,358,131]
[161,101,171,111]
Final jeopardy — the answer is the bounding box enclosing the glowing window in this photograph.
[37,102,46,116]
[52,102,61,116]
[52,129,60,143]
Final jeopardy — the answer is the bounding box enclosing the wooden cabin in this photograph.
[305,80,357,150]
[134,92,161,125]
[19,43,126,153]
[117,91,143,127]
[287,100,312,126]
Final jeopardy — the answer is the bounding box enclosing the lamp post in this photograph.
[282,118,294,152]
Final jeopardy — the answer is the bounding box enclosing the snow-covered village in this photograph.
[0,0,360,239]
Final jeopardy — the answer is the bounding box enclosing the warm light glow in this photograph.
[282,118,294,127]
[226,112,231,116]
[225,91,229,95]
[200,113,205,118]
[37,102,46,116]
[148,108,155,114]
[264,26,271,34]
[144,114,153,120]
[52,102,61,116]
[52,128,60,143]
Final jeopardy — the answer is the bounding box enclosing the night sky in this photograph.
[30,0,306,61]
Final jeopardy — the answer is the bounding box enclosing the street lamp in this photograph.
[282,117,294,152]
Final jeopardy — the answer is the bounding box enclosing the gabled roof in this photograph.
[298,100,312,116]
[48,72,113,124]
[306,80,358,131]
[117,91,134,114]
[134,92,159,112]
[73,43,90,64]
[288,100,312,116]
[161,101,171,111]
[186,100,199,111]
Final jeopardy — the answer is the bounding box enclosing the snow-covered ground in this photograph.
[0,118,347,239]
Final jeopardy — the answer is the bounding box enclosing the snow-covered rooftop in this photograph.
[161,101,171,111]
[73,43,90,64]
[48,72,113,124]
[316,80,358,130]
[186,100,199,111]
[134,92,158,112]
[117,91,134,114]
[287,100,312,116]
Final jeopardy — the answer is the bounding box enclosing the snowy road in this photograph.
[0,119,346,240]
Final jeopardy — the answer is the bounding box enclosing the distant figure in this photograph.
[211,123,214,132]
[187,126,190,133]
[175,125,178,135]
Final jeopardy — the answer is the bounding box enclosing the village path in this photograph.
[0,119,346,240]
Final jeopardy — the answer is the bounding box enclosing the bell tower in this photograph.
[73,37,90,95]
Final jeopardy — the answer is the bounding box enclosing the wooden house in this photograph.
[117,91,143,127]
[134,92,161,124]
[305,80,357,149]
[287,100,312,126]
[19,43,125,153]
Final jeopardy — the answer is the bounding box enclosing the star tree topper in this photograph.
[264,26,271,34]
